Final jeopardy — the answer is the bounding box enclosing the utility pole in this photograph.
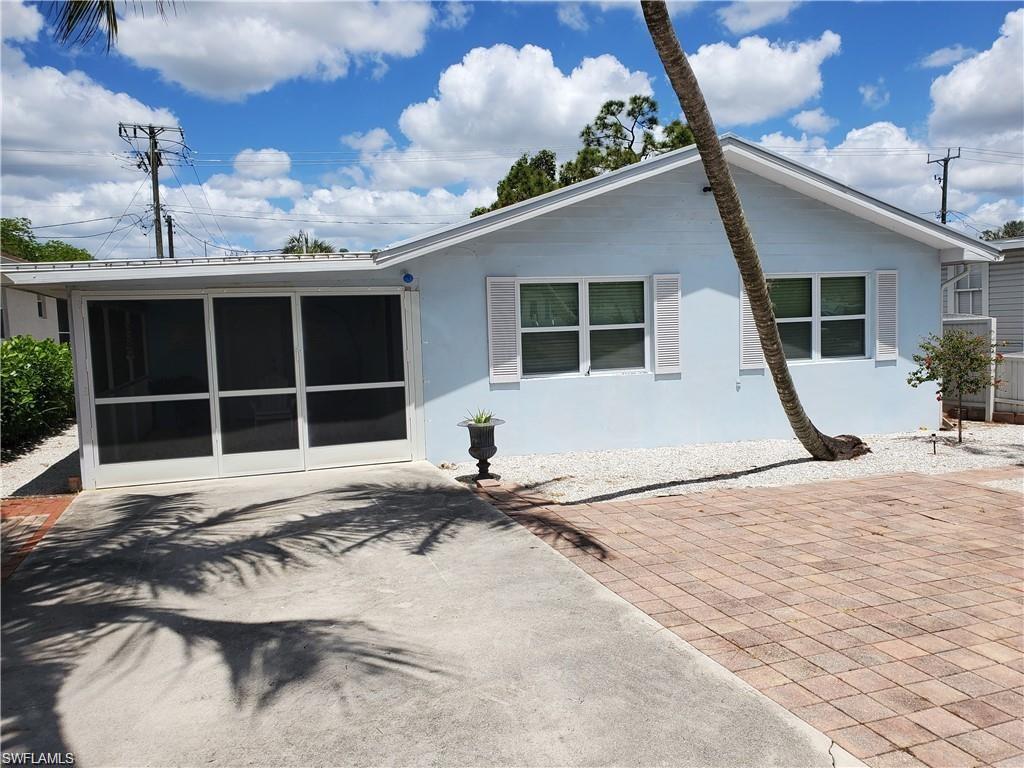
[118,122,186,259]
[149,127,164,258]
[927,147,961,224]
[165,214,175,259]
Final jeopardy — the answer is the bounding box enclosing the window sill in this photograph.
[522,368,651,381]
[787,356,873,366]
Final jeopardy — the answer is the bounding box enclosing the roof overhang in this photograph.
[1,135,1000,291]
[1,252,379,291]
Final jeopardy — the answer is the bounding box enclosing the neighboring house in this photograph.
[1,254,70,343]
[941,237,1024,419]
[1,136,1000,490]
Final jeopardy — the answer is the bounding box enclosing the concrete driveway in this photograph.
[2,462,849,767]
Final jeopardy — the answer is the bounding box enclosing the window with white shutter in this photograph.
[739,283,765,370]
[875,270,898,361]
[486,277,520,383]
[652,274,681,374]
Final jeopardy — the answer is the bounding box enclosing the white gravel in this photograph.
[441,423,1023,503]
[1,423,80,497]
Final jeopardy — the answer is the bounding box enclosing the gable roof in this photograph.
[2,135,1000,291]
[376,134,999,267]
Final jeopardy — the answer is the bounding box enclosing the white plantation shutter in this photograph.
[486,277,520,383]
[875,270,898,361]
[653,274,681,374]
[739,283,765,370]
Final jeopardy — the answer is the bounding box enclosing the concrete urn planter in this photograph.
[458,418,505,480]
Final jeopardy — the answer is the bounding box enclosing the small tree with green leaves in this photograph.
[907,329,1004,443]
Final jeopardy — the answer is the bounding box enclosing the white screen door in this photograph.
[299,294,411,467]
[212,295,304,476]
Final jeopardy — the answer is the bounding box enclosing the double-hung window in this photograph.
[949,265,984,315]
[518,279,647,376]
[768,274,867,361]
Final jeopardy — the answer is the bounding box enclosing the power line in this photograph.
[29,214,138,229]
[94,177,150,260]
[167,162,223,247]
[186,161,231,246]
[160,206,460,226]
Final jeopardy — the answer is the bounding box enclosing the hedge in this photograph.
[1,335,76,451]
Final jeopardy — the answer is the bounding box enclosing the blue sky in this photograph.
[1,1,1021,258]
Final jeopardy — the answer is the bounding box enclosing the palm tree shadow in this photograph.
[1,476,602,756]
[561,457,815,504]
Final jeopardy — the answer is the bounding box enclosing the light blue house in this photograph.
[1,137,1001,489]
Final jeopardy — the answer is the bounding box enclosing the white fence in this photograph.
[996,352,1024,415]
[942,316,996,420]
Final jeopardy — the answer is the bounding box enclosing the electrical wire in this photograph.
[187,161,231,246]
[94,178,149,260]
[167,162,223,246]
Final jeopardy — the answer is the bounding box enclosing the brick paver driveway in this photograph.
[482,465,1024,768]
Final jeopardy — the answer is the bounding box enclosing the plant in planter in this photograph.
[458,409,505,480]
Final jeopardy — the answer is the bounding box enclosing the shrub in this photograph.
[1,335,76,452]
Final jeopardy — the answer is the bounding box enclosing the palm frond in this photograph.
[49,1,173,51]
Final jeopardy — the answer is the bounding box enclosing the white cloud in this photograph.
[919,44,977,69]
[0,0,43,41]
[557,3,590,31]
[929,9,1024,197]
[341,128,396,154]
[232,148,292,179]
[0,37,492,258]
[688,31,840,125]
[789,107,838,134]
[114,1,435,100]
[436,1,472,30]
[354,44,652,190]
[972,199,1024,230]
[717,1,801,34]
[858,78,890,109]
[759,122,980,218]
[929,10,1023,140]
[0,44,177,192]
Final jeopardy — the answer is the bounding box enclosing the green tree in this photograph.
[1,217,37,260]
[281,230,340,254]
[981,220,1024,241]
[907,329,1004,444]
[2,217,92,262]
[473,99,694,216]
[640,0,866,460]
[559,96,693,185]
[471,151,560,217]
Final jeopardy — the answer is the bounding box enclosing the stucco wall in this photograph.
[412,164,942,463]
[1,287,59,341]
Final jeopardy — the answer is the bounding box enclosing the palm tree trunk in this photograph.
[640,0,867,461]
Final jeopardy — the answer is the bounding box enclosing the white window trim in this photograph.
[768,272,871,363]
[517,276,651,379]
[948,264,988,317]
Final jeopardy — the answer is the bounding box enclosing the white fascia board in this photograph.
[939,247,1003,265]
[2,256,380,289]
[724,144,1001,263]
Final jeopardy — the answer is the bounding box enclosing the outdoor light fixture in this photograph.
[931,433,938,455]
[402,271,415,284]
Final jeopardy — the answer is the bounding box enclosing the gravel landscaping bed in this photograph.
[1,423,80,497]
[441,422,1022,503]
